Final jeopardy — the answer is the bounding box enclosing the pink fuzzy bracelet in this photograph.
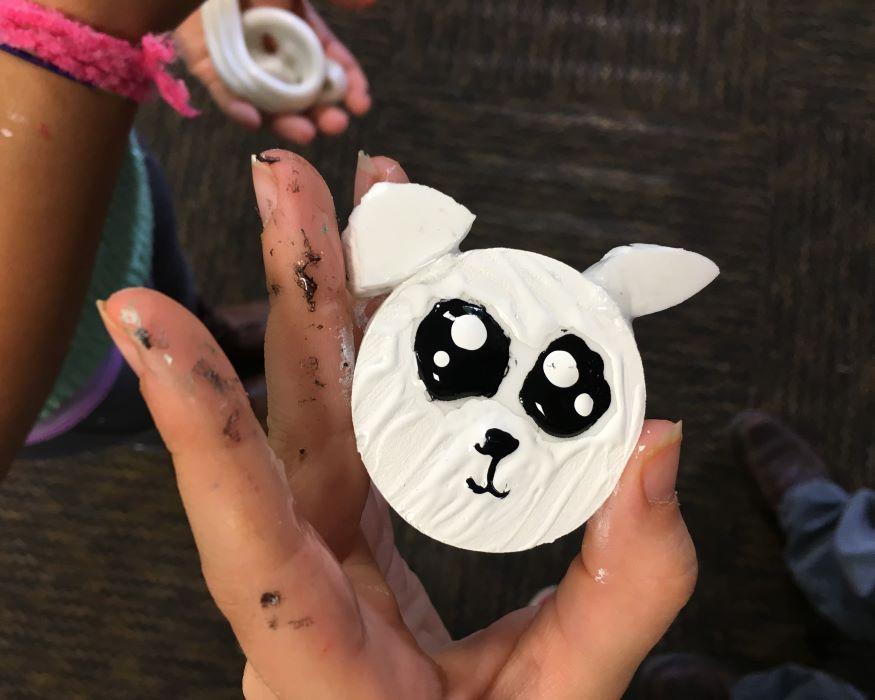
[0,0,199,117]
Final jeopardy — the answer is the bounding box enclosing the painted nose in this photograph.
[475,428,520,463]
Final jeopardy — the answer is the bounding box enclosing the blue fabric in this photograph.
[836,490,875,602]
[36,133,154,422]
[0,43,95,88]
[732,664,865,700]
[18,141,196,459]
[778,479,875,641]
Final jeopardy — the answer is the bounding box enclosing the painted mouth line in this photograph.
[467,429,518,499]
[467,477,510,499]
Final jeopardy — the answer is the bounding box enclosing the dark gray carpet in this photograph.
[1,1,872,696]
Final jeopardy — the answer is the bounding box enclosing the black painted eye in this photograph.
[519,334,611,438]
[414,299,510,401]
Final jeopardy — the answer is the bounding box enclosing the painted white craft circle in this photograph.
[352,248,646,553]
[451,314,488,350]
[433,351,450,368]
[543,350,579,388]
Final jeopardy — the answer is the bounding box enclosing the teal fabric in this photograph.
[37,133,154,421]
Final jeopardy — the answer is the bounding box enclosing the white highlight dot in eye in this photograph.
[433,350,450,367]
[543,350,578,388]
[451,315,487,351]
[575,393,594,417]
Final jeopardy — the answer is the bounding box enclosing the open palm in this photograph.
[99,151,698,698]
[176,1,372,144]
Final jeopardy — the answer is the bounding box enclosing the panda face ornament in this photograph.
[344,183,718,553]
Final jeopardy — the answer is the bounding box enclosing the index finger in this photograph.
[253,150,367,555]
[252,151,407,553]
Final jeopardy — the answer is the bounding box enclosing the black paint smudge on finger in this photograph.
[223,410,242,443]
[294,230,322,312]
[261,592,281,608]
[289,616,314,630]
[193,359,235,394]
[134,328,153,349]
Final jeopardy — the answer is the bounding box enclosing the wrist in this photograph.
[35,0,199,37]
[0,0,201,116]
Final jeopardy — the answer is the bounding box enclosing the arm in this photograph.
[0,0,198,475]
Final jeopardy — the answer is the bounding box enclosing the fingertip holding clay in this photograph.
[369,156,409,189]
[354,152,409,205]
[353,152,376,204]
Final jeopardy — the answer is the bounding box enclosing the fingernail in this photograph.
[96,300,147,377]
[354,151,376,205]
[228,101,261,131]
[357,150,375,175]
[528,585,557,607]
[642,421,683,504]
[252,155,278,225]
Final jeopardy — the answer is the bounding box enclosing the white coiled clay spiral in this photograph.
[201,0,347,114]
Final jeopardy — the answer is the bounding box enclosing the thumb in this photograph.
[491,420,698,699]
[584,420,697,632]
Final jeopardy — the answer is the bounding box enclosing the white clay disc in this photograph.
[352,248,646,553]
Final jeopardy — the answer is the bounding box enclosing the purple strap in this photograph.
[25,347,124,445]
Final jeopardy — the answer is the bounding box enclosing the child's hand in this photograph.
[176,1,372,144]
[98,152,698,699]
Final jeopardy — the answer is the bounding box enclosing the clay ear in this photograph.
[582,244,719,319]
[341,182,476,298]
